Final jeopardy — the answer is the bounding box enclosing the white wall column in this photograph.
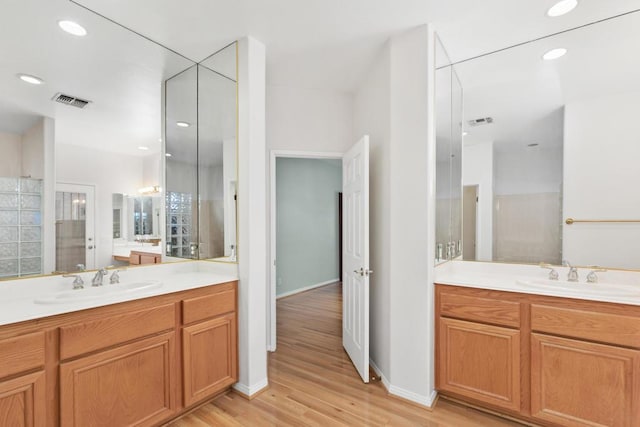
[235,36,269,396]
[388,24,437,406]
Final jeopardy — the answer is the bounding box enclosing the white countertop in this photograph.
[435,260,640,306]
[0,261,238,326]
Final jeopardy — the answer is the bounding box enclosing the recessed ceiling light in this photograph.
[138,146,149,151]
[17,74,44,85]
[462,131,468,136]
[166,153,172,157]
[543,48,567,60]
[547,0,578,17]
[176,121,190,128]
[58,20,87,36]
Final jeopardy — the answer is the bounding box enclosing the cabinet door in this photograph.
[532,333,640,427]
[183,313,237,406]
[0,371,45,427]
[60,332,176,427]
[438,317,521,411]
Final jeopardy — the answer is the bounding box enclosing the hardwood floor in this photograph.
[168,283,523,426]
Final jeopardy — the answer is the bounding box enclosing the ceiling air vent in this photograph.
[52,92,91,109]
[468,117,494,127]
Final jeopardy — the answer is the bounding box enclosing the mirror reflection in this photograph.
[165,43,238,262]
[111,193,162,266]
[0,0,193,279]
[438,10,640,270]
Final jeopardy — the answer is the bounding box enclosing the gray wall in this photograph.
[276,158,342,297]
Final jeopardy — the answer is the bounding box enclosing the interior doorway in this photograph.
[463,185,478,261]
[269,151,344,352]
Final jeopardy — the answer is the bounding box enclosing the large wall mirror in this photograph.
[437,10,640,270]
[0,0,194,280]
[165,43,238,262]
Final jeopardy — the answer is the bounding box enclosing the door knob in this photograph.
[353,268,373,277]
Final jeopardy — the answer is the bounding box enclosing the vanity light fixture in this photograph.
[138,185,161,195]
[58,20,87,37]
[543,48,567,60]
[18,74,44,85]
[547,0,578,17]
[176,121,190,128]
[138,146,149,151]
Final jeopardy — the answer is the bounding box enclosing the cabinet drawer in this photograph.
[531,304,640,348]
[182,285,236,325]
[60,304,175,360]
[439,291,520,328]
[0,331,45,379]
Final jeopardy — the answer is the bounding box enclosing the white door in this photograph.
[342,135,370,383]
[55,183,96,271]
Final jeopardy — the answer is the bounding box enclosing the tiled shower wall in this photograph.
[0,177,43,278]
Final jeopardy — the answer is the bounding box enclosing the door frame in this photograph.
[55,182,97,271]
[268,150,344,352]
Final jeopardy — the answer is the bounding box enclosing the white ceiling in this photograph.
[2,0,640,157]
[73,0,640,92]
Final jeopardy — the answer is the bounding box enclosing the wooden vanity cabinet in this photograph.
[0,281,238,427]
[0,331,46,427]
[436,284,640,427]
[436,290,523,412]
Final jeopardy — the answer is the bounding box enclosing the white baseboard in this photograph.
[369,358,391,391]
[369,359,438,408]
[388,385,438,408]
[232,378,269,397]
[276,279,339,299]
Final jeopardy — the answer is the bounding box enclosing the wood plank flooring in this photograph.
[168,283,523,426]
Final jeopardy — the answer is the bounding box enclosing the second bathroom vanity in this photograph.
[435,261,640,427]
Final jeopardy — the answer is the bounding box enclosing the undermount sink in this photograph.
[34,280,163,305]
[516,277,640,298]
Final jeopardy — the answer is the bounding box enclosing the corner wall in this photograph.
[236,36,269,396]
[353,25,436,406]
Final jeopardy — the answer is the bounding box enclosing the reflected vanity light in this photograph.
[17,74,44,85]
[138,185,161,195]
[547,0,578,17]
[543,48,567,60]
[165,153,172,157]
[58,20,87,37]
[176,121,190,128]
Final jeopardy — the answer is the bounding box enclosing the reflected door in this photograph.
[55,183,95,272]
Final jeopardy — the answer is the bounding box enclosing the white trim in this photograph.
[268,149,344,352]
[387,385,438,408]
[369,358,391,392]
[276,279,339,299]
[232,378,269,397]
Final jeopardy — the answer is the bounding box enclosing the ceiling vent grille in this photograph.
[52,93,91,109]
[468,117,494,127]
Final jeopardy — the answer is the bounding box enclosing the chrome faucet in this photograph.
[586,267,607,283]
[539,263,559,280]
[91,268,109,287]
[563,260,579,282]
[109,268,126,284]
[64,274,84,290]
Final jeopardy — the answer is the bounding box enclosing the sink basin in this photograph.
[34,280,163,305]
[516,278,640,298]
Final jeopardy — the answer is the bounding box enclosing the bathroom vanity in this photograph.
[435,262,640,427]
[0,262,238,427]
